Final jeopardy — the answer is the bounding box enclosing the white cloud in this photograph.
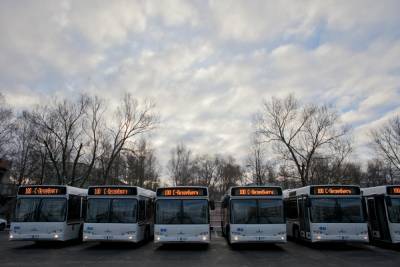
[1,0,399,179]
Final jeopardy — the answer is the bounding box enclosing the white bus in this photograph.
[284,185,369,243]
[154,186,214,244]
[83,186,155,243]
[362,185,400,244]
[10,185,87,242]
[221,186,286,244]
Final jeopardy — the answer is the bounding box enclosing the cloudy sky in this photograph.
[1,0,400,175]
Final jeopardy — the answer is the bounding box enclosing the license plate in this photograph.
[32,235,39,239]
[178,237,187,241]
[259,237,265,240]
[105,236,113,240]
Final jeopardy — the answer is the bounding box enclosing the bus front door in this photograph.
[367,197,391,242]
[298,196,311,240]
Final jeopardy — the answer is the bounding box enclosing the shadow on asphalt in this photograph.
[84,240,151,250]
[155,243,209,251]
[228,243,285,251]
[369,241,400,252]
[11,240,82,250]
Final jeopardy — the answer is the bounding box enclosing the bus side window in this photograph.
[68,195,81,222]
[146,199,153,220]
[139,199,146,222]
[81,197,87,220]
[285,198,298,219]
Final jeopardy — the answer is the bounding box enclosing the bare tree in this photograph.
[256,95,349,186]
[100,94,158,184]
[371,116,400,175]
[215,156,243,196]
[28,95,89,185]
[191,154,219,187]
[246,135,276,185]
[168,143,193,185]
[0,93,15,158]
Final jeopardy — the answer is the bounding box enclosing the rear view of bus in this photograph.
[362,185,400,244]
[154,186,212,243]
[221,186,286,244]
[83,186,155,243]
[10,185,87,242]
[284,185,368,243]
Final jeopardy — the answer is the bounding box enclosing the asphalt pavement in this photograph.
[0,231,399,267]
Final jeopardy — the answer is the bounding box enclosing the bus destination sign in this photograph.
[88,187,137,196]
[231,187,282,196]
[157,188,207,197]
[18,186,66,195]
[311,186,360,196]
[387,186,400,195]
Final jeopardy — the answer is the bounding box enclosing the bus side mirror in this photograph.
[210,200,215,210]
[385,196,392,206]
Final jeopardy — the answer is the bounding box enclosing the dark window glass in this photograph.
[156,200,181,224]
[310,198,364,223]
[14,198,66,222]
[387,198,400,223]
[259,200,284,224]
[67,195,81,221]
[138,200,146,221]
[38,198,66,222]
[14,198,41,222]
[231,200,257,224]
[86,199,110,223]
[111,199,137,223]
[182,200,208,224]
[284,198,298,219]
[146,199,153,220]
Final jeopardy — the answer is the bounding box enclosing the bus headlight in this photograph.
[9,234,13,239]
[155,235,161,241]
[84,235,89,240]
[54,234,59,239]
[233,235,239,241]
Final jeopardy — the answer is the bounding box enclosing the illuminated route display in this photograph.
[231,187,282,196]
[311,186,360,196]
[88,187,137,196]
[18,186,66,195]
[157,187,208,197]
[387,186,400,195]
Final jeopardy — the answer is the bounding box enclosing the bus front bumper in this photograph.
[9,232,65,241]
[154,235,210,244]
[311,234,369,243]
[83,234,138,242]
[230,234,286,243]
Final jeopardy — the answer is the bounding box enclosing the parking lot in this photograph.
[0,231,399,267]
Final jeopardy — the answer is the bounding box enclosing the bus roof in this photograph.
[362,185,400,197]
[87,185,156,198]
[17,185,87,196]
[283,185,361,198]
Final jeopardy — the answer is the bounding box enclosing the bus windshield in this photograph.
[231,199,284,224]
[310,198,364,223]
[387,198,400,223]
[14,198,66,222]
[86,198,137,223]
[156,199,208,224]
